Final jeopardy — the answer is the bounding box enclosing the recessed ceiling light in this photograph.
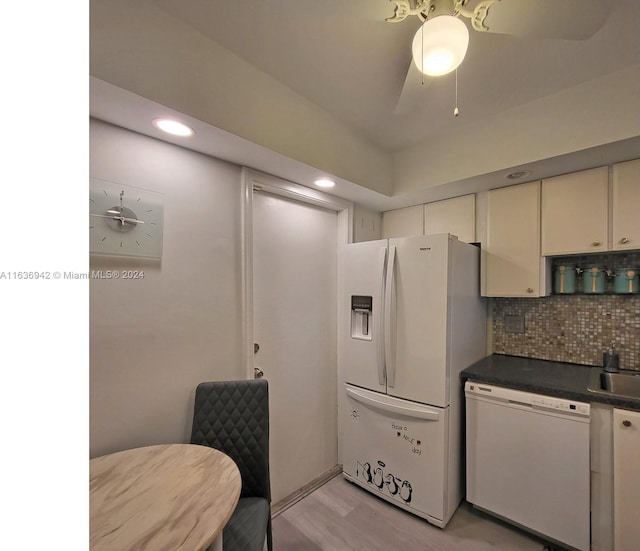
[506,170,531,181]
[315,178,335,188]
[152,118,195,137]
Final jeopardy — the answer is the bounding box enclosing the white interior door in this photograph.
[252,189,339,504]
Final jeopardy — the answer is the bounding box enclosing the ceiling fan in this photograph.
[389,0,610,113]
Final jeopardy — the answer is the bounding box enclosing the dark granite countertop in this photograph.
[461,354,640,410]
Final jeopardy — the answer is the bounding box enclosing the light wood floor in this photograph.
[272,474,549,550]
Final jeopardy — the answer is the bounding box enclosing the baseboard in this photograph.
[272,464,343,518]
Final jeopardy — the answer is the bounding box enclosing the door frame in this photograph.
[240,168,353,379]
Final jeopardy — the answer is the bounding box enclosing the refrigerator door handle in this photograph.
[384,245,397,387]
[346,386,440,421]
[375,246,387,386]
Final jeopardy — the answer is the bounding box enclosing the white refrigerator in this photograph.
[339,233,486,528]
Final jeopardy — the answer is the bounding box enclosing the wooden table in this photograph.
[90,444,241,551]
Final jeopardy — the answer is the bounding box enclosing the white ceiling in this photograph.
[147,0,639,151]
[90,0,640,210]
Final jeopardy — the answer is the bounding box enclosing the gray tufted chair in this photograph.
[190,379,272,551]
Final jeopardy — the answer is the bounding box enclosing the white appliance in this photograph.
[339,233,486,528]
[465,382,591,551]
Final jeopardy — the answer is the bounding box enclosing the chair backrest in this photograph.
[190,379,270,501]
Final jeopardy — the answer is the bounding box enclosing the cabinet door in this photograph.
[612,159,640,251]
[613,408,640,551]
[541,167,608,255]
[484,181,544,297]
[424,194,476,243]
[382,205,423,238]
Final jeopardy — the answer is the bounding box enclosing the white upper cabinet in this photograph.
[382,205,423,238]
[612,159,640,251]
[541,167,609,255]
[353,205,383,243]
[424,194,476,243]
[484,181,546,297]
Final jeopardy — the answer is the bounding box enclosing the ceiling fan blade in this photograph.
[472,0,610,40]
[394,62,432,115]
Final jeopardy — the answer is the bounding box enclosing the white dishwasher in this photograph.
[465,381,590,551]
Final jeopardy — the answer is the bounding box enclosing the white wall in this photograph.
[90,119,244,457]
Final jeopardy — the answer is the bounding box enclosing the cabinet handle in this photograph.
[592,241,601,247]
[620,237,630,244]
[526,288,534,293]
[623,420,632,428]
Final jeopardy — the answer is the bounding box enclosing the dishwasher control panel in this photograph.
[531,395,589,415]
[465,381,590,419]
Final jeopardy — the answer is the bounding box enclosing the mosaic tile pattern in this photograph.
[493,294,640,370]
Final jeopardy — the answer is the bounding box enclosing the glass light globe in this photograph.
[412,15,469,76]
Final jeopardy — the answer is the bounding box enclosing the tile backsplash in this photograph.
[493,252,640,370]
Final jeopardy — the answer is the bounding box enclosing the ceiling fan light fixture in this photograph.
[412,15,469,76]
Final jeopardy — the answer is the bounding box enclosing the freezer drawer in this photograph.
[342,385,452,526]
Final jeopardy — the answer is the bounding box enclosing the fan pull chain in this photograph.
[421,25,425,86]
[454,68,460,117]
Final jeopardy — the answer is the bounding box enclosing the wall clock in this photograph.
[90,178,164,258]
